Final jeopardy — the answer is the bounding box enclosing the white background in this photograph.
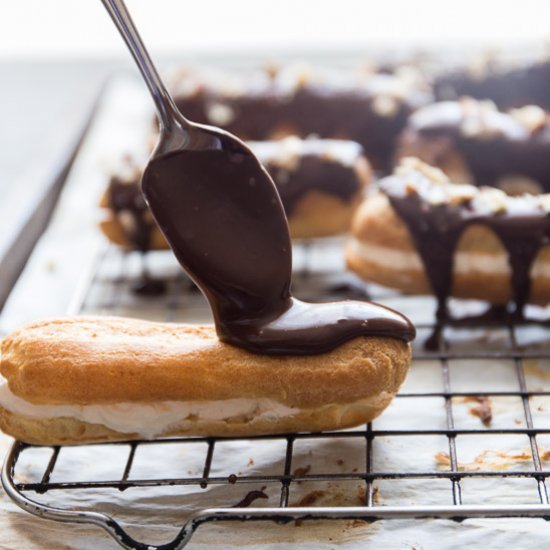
[1,0,549,59]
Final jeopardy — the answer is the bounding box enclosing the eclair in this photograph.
[347,158,550,313]
[435,55,550,109]
[0,317,411,445]
[396,98,550,194]
[171,63,432,170]
[100,137,371,249]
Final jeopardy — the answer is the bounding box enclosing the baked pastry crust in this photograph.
[0,317,411,444]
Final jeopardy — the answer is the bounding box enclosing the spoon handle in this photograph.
[100,0,184,131]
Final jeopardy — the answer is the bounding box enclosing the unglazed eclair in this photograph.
[347,158,550,314]
[0,317,411,445]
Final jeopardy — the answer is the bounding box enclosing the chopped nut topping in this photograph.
[206,102,236,126]
[372,94,399,118]
[396,157,449,185]
[510,105,548,133]
[473,187,508,214]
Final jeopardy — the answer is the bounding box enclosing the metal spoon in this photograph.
[100,0,294,333]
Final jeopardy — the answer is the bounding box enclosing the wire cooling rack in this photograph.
[4,243,550,549]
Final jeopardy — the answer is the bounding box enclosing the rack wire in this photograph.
[3,243,550,549]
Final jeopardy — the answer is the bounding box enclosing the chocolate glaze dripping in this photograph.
[263,154,361,215]
[382,173,550,326]
[108,178,168,296]
[142,137,414,355]
[108,177,155,252]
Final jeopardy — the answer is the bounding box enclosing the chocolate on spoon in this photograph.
[101,0,415,353]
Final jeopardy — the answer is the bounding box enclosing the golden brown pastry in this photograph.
[0,317,411,445]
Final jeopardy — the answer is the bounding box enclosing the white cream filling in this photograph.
[0,383,298,437]
[349,239,550,278]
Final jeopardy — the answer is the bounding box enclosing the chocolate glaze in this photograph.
[108,176,156,251]
[265,155,360,216]
[381,170,550,321]
[401,101,550,192]
[251,138,366,215]
[142,135,414,355]
[435,59,550,110]
[231,486,268,508]
[424,303,520,351]
[266,155,360,214]
[173,68,431,170]
[184,89,408,171]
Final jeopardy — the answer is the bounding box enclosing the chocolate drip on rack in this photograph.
[231,486,268,508]
[142,137,414,355]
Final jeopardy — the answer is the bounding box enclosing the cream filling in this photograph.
[349,239,550,278]
[0,383,298,437]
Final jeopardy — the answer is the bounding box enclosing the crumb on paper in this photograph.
[45,259,57,272]
[524,359,550,381]
[463,395,493,426]
[435,449,537,471]
[291,490,327,507]
[247,457,254,467]
[350,519,368,528]
[514,419,522,425]
[293,464,311,477]
[434,451,451,467]
[357,485,379,505]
